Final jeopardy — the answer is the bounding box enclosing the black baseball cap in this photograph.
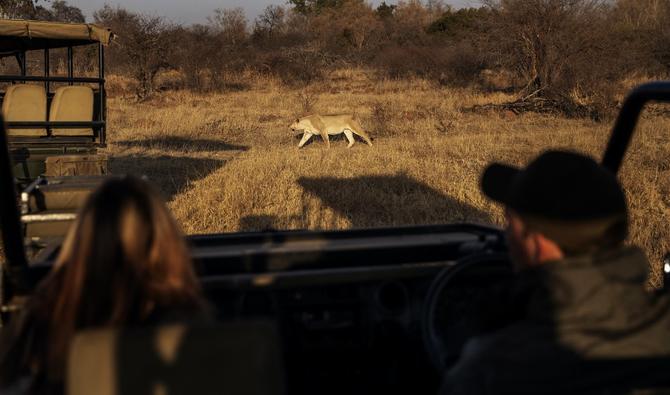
[481,150,628,251]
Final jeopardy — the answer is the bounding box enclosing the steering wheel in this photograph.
[422,252,514,372]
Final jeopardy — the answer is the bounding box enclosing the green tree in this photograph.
[287,0,353,14]
[0,0,48,19]
[0,0,84,22]
[427,8,490,37]
[376,2,396,18]
[50,0,85,22]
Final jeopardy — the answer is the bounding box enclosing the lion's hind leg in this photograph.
[350,120,373,146]
[320,130,330,149]
[344,130,355,148]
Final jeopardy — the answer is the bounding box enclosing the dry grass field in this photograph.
[104,69,669,286]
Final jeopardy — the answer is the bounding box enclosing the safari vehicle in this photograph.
[0,83,669,394]
[0,19,112,182]
[0,20,113,242]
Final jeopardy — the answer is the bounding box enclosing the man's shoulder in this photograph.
[441,323,578,395]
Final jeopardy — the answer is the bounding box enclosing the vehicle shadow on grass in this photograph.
[239,215,280,232]
[109,155,228,202]
[115,136,249,153]
[297,174,494,228]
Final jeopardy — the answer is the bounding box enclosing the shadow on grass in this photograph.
[297,174,493,228]
[115,136,249,153]
[110,155,228,201]
[238,215,280,232]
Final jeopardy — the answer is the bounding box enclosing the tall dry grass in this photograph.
[103,69,669,286]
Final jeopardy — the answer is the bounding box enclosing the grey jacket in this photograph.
[441,247,670,394]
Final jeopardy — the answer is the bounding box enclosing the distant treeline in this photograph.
[4,0,670,117]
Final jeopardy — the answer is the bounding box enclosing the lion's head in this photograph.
[289,117,312,132]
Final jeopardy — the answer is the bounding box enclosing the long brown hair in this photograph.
[34,176,205,377]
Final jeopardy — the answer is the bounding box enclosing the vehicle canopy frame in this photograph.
[0,19,114,148]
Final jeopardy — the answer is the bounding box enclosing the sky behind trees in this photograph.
[67,0,474,24]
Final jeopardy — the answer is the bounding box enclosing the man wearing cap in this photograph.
[441,150,670,394]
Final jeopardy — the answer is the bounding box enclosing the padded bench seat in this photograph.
[68,322,285,395]
[21,175,108,238]
[27,182,101,212]
[2,84,47,136]
[24,209,78,238]
[49,86,95,136]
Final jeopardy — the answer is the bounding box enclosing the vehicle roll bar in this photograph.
[0,76,104,84]
[7,121,106,129]
[602,82,670,174]
[0,114,28,294]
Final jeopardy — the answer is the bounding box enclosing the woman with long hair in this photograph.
[0,176,208,394]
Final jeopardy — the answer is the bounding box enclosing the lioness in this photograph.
[290,114,373,148]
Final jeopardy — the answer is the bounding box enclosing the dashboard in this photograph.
[182,224,509,394]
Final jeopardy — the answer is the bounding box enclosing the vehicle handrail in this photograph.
[602,81,670,174]
[0,75,104,84]
[7,121,105,128]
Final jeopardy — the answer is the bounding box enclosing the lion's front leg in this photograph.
[298,132,313,148]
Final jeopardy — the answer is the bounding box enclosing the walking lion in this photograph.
[290,114,373,148]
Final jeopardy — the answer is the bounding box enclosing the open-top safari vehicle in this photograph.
[0,20,113,243]
[0,21,669,390]
[0,19,112,180]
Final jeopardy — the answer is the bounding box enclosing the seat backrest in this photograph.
[67,322,285,395]
[1,84,47,137]
[49,86,94,136]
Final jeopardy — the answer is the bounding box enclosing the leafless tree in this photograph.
[253,5,288,41]
[479,0,632,117]
[94,5,176,99]
[209,7,248,48]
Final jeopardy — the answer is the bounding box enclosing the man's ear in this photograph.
[532,232,565,263]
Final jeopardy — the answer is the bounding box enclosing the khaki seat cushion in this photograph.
[67,322,285,395]
[28,184,98,212]
[49,86,94,136]
[1,84,47,136]
[24,210,77,238]
[45,154,108,177]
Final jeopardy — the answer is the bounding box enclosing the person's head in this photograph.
[37,176,204,372]
[481,151,628,270]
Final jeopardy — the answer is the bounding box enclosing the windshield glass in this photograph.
[1,0,668,285]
